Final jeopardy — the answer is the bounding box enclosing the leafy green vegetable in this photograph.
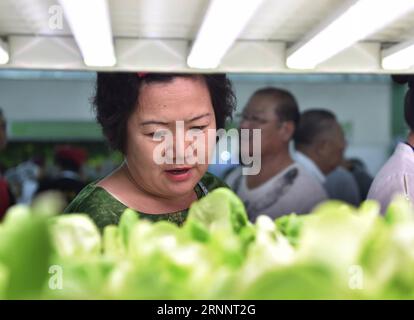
[0,205,51,299]
[0,262,8,299]
[275,213,305,247]
[2,187,414,299]
[49,214,101,259]
[185,187,249,239]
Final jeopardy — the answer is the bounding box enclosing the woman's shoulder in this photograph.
[63,182,127,230]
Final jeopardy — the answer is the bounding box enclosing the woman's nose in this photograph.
[170,137,194,162]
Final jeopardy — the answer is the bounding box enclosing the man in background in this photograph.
[344,158,373,201]
[293,109,360,205]
[225,88,327,221]
[368,75,414,213]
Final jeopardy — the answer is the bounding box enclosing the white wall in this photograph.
[0,73,392,175]
[0,78,95,121]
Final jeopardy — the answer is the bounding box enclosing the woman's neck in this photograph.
[98,164,197,214]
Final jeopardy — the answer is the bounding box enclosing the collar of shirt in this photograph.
[293,151,326,184]
[394,142,414,162]
[404,141,414,153]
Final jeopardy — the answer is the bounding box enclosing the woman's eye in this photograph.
[146,131,167,138]
[190,125,207,131]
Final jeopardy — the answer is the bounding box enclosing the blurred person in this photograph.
[343,158,373,201]
[3,167,21,203]
[65,73,234,230]
[368,75,414,213]
[0,108,15,218]
[293,109,360,205]
[225,88,327,221]
[12,156,45,204]
[325,166,361,206]
[37,145,87,204]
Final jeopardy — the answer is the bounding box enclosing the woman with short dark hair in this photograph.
[65,73,235,230]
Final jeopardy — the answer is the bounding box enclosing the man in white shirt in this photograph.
[368,75,414,213]
[225,88,327,221]
[368,142,414,213]
[293,109,360,205]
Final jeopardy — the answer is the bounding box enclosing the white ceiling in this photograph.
[1,0,414,72]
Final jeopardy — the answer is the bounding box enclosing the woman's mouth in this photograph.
[164,167,193,182]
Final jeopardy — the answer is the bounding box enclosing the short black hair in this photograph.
[294,109,337,147]
[93,73,236,153]
[392,75,414,131]
[252,87,300,127]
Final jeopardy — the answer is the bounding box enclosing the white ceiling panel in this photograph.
[0,0,413,72]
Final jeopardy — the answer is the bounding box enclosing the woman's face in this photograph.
[125,76,216,199]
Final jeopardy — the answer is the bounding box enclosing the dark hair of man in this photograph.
[252,87,300,128]
[293,109,337,148]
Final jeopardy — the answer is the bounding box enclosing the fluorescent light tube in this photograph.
[58,0,116,67]
[0,40,9,64]
[287,0,414,69]
[187,0,264,69]
[382,39,414,70]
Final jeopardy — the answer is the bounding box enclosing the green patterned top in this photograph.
[64,172,227,230]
